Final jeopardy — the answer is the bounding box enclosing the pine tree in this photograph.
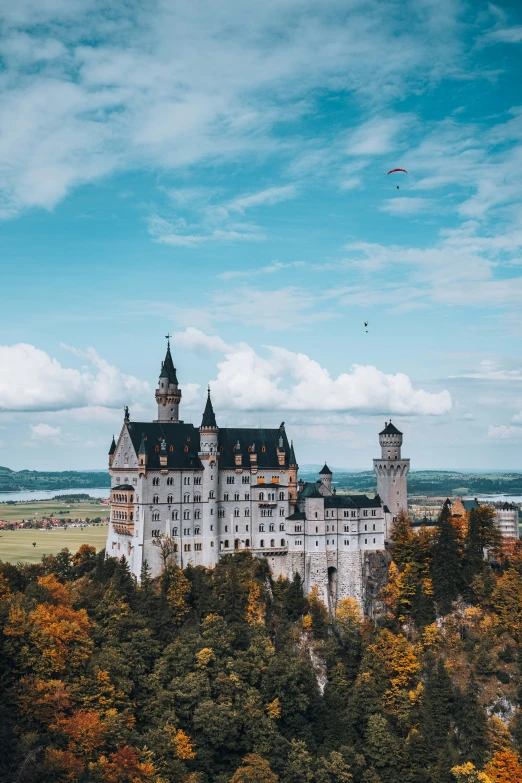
[456,674,489,768]
[432,501,462,615]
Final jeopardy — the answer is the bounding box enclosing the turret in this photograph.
[198,386,219,565]
[138,433,147,474]
[154,337,182,423]
[379,420,403,460]
[319,463,332,493]
[108,435,117,468]
[373,421,410,531]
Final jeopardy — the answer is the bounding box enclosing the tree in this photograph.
[152,534,178,570]
[451,763,492,783]
[230,753,279,783]
[485,749,522,783]
[432,501,462,615]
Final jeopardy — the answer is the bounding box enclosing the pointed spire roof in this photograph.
[109,435,116,455]
[319,462,332,475]
[201,386,217,429]
[379,420,402,436]
[289,440,297,465]
[159,340,178,385]
[138,433,147,455]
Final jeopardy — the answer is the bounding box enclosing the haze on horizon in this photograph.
[1,0,522,473]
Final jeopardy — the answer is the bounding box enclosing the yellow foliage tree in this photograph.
[485,749,522,783]
[173,729,196,760]
[266,698,281,720]
[230,753,279,783]
[451,762,492,782]
[164,567,191,625]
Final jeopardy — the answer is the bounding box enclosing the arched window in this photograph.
[224,540,229,548]
[280,539,285,547]
[152,511,160,522]
[244,508,250,517]
[262,446,266,452]
[270,539,275,547]
[130,513,133,520]
[183,510,190,520]
[259,492,264,500]
[194,494,201,502]
[260,539,264,548]
[234,493,239,501]
[234,508,240,517]
[279,491,284,500]
[195,527,200,535]
[169,445,174,452]
[224,493,229,501]
[167,494,173,504]
[234,539,239,550]
[172,510,178,520]
[259,524,265,532]
[315,511,318,518]
[194,509,201,520]
[279,523,284,531]
[245,539,250,547]
[172,527,178,535]
[269,523,275,532]
[153,495,159,504]
[184,493,190,503]
[219,509,225,518]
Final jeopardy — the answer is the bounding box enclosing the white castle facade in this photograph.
[106,342,409,609]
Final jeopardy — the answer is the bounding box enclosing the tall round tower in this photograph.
[199,387,219,566]
[154,337,182,423]
[373,421,410,525]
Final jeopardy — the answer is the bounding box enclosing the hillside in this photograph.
[1,503,522,782]
[0,467,110,493]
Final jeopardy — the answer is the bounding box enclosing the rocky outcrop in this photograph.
[363,549,392,618]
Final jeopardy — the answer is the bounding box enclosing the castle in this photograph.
[106,341,409,609]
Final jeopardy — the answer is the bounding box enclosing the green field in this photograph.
[0,526,109,564]
[0,499,108,524]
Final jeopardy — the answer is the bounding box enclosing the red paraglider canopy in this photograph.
[387,168,408,175]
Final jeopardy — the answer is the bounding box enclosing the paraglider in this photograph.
[364,321,369,333]
[387,168,408,189]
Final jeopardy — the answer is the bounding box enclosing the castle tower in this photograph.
[319,463,332,493]
[373,421,410,531]
[154,337,182,423]
[199,387,219,566]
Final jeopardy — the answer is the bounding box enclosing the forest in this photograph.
[1,502,522,782]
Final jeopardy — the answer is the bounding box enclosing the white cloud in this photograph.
[346,116,410,156]
[511,411,522,424]
[380,197,432,215]
[177,329,451,415]
[218,260,306,280]
[488,424,522,441]
[172,327,232,354]
[481,26,522,45]
[0,0,468,218]
[31,423,61,439]
[147,214,265,247]
[452,360,522,381]
[0,343,149,412]
[226,186,297,214]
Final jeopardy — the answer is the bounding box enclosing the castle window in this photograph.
[152,529,160,537]
[351,511,356,518]
[195,510,201,520]
[194,477,202,485]
[365,539,367,544]
[234,508,240,517]
[183,510,190,520]
[234,539,239,550]
[169,445,174,452]
[246,524,249,531]
[234,493,239,501]
[279,508,285,517]
[194,494,201,502]
[245,493,250,501]
[242,476,250,484]
[184,477,191,485]
[270,539,275,547]
[224,525,228,532]
[155,445,159,452]
[209,491,214,499]
[167,477,173,485]
[279,523,285,531]
[227,476,235,484]
[344,511,348,517]
[344,525,349,533]
[279,491,284,500]
[152,477,159,486]
[315,512,318,518]
[326,525,329,532]
[260,539,264,548]
[373,524,375,530]
[194,526,200,535]
[184,445,188,452]
[195,543,202,551]
[224,540,229,548]
[172,527,178,535]
[211,541,214,547]
[167,494,173,504]
[259,492,264,501]
[235,525,238,532]
[172,510,178,520]
[245,539,250,547]
[344,539,349,546]
[184,544,191,552]
[363,510,368,517]
[244,508,250,517]
[365,524,367,531]
[153,495,159,504]
[316,540,318,546]
[371,510,376,516]
[183,527,190,535]
[259,524,265,532]
[316,526,318,533]
[269,523,275,532]
[219,509,225,518]
[224,493,229,501]
[174,544,178,552]
[373,538,376,544]
[280,539,285,547]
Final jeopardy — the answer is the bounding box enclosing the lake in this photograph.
[0,487,110,503]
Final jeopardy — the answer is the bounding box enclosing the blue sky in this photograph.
[1,0,522,472]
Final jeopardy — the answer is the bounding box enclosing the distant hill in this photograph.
[0,468,110,493]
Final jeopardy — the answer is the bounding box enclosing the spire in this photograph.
[139,433,147,455]
[201,386,217,429]
[160,339,178,385]
[289,440,297,465]
[109,435,116,455]
[319,463,332,475]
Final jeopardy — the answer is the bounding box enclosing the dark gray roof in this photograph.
[324,494,382,509]
[298,481,324,499]
[462,499,480,512]
[201,389,217,429]
[112,484,134,491]
[319,463,332,475]
[286,510,306,521]
[379,421,402,436]
[289,440,297,465]
[109,436,116,455]
[126,422,293,471]
[159,344,178,385]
